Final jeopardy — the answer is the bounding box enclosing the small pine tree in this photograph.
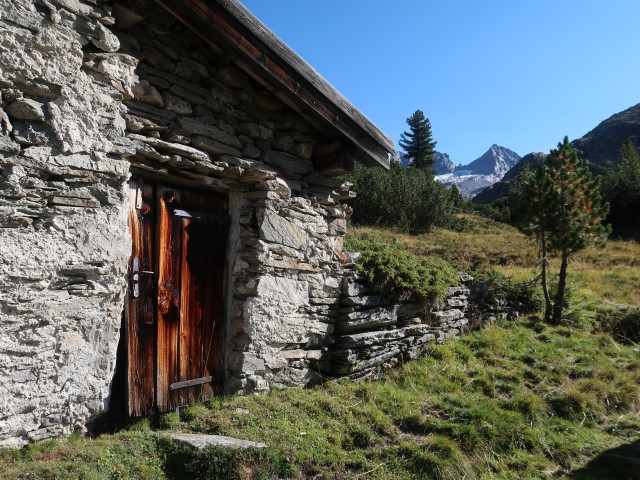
[450,184,465,210]
[523,137,610,324]
[398,110,437,172]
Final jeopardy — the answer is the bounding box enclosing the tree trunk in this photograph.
[540,232,553,323]
[551,250,570,325]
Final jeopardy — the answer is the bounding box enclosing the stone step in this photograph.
[170,433,267,450]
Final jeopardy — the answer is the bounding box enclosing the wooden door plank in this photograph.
[156,186,183,411]
[126,179,156,416]
[151,185,229,412]
[179,190,228,403]
[179,216,203,405]
[201,195,227,379]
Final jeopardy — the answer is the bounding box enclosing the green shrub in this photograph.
[470,269,541,313]
[600,140,640,240]
[597,308,640,343]
[345,236,459,301]
[345,162,458,234]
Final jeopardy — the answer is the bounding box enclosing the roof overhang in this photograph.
[122,0,393,169]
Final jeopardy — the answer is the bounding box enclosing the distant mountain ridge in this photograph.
[394,151,456,175]
[434,152,455,175]
[571,103,640,167]
[393,144,521,197]
[473,103,640,204]
[435,145,521,197]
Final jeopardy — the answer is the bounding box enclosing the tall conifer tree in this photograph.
[523,137,609,324]
[399,110,437,171]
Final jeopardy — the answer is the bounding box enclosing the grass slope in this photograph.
[2,216,639,479]
[348,215,640,308]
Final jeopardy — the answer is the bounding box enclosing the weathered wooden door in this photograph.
[126,178,228,416]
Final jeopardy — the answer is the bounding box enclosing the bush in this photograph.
[470,269,541,313]
[597,308,640,343]
[345,162,458,234]
[345,236,459,302]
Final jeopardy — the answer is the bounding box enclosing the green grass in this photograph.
[3,321,639,479]
[2,215,639,479]
[348,214,640,308]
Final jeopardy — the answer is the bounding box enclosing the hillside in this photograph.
[572,103,640,166]
[2,218,639,480]
[395,145,521,196]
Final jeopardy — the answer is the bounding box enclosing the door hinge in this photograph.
[169,375,218,391]
[174,209,229,223]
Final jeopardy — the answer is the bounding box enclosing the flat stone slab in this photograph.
[170,433,267,450]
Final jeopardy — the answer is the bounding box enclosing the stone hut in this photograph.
[0,0,396,446]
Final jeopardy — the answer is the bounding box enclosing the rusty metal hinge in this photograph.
[169,375,217,391]
[174,209,229,222]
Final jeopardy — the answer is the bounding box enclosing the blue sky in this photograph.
[240,1,639,165]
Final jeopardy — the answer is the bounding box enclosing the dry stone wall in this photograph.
[333,265,523,379]
[111,7,355,395]
[0,0,134,447]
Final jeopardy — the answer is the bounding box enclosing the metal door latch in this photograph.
[131,257,154,298]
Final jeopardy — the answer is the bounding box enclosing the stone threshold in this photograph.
[169,433,267,450]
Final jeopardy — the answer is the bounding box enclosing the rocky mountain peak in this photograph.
[393,151,456,175]
[434,145,521,198]
[455,145,521,177]
[434,152,455,175]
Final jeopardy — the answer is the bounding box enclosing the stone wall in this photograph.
[0,0,135,446]
[331,264,523,379]
[111,7,355,395]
